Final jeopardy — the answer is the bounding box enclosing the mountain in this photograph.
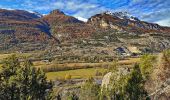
[104,11,139,21]
[86,11,170,52]
[43,9,83,25]
[0,9,56,52]
[87,11,170,34]
[0,9,170,54]
[0,9,41,20]
[42,9,95,40]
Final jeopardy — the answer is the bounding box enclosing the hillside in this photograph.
[87,11,170,34]
[42,9,95,40]
[0,9,57,52]
[0,9,170,58]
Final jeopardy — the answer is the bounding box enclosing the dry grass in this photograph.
[46,68,107,80]
[45,57,140,80]
[118,58,140,65]
[0,54,12,60]
[34,57,140,72]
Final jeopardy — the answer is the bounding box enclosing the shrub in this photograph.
[80,77,100,100]
[101,64,148,100]
[139,54,156,79]
[0,55,54,100]
[95,70,102,76]
[65,74,72,80]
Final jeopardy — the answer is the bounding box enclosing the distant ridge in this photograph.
[0,8,170,52]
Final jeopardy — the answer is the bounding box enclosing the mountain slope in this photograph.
[0,9,56,52]
[42,9,95,40]
[0,9,41,20]
[0,9,170,54]
[87,11,170,34]
[43,9,83,25]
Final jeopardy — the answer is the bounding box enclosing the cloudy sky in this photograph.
[0,0,170,26]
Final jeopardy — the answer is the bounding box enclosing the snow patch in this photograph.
[104,11,139,21]
[27,10,43,17]
[75,16,88,22]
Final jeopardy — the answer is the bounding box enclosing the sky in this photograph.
[0,0,170,26]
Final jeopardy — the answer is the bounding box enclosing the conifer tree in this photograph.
[0,55,54,100]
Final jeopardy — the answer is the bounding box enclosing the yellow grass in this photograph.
[45,57,140,80]
[118,58,140,65]
[0,54,12,60]
[46,68,107,80]
[35,57,140,69]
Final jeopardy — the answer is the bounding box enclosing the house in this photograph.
[115,47,131,57]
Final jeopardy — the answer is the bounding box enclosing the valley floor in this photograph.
[0,52,140,80]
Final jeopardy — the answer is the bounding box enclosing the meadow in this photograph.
[46,68,107,80]
[44,57,140,80]
[0,53,141,80]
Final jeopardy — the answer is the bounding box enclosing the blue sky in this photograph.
[0,0,170,26]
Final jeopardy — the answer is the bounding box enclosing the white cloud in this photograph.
[53,2,65,9]
[140,9,170,27]
[73,6,108,18]
[74,16,88,22]
[156,18,170,27]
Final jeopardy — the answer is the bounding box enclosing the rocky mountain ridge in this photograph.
[87,11,170,33]
[0,8,170,53]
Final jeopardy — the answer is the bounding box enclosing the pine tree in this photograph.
[0,55,20,99]
[0,55,55,100]
[125,64,148,100]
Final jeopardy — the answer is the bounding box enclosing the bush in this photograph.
[65,74,72,80]
[0,55,54,100]
[95,70,102,76]
[139,54,156,79]
[101,64,148,100]
[80,77,100,100]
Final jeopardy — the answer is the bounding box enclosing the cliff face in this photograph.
[87,12,170,34]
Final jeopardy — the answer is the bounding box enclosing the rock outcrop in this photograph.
[101,67,130,89]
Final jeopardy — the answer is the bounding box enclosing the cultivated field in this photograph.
[0,53,141,81]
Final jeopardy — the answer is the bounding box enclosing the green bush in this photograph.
[0,55,54,100]
[101,64,148,100]
[139,54,156,79]
[80,77,100,100]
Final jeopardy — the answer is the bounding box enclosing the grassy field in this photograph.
[0,53,141,81]
[46,68,107,80]
[45,57,140,80]
[34,57,140,72]
[118,57,140,65]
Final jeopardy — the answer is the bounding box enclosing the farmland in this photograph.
[0,53,141,80]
